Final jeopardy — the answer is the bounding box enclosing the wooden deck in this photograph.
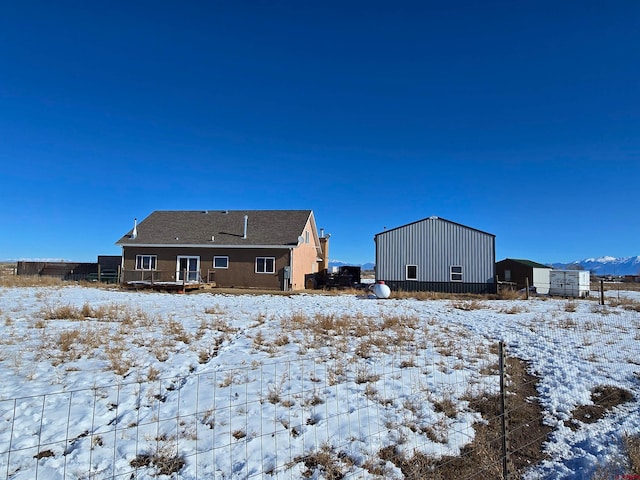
[124,281,203,293]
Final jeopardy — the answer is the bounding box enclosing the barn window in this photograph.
[256,257,275,274]
[213,256,229,269]
[450,265,463,282]
[135,255,157,270]
[406,265,418,280]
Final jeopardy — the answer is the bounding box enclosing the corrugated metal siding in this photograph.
[375,217,495,288]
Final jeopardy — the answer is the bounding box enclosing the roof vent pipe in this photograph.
[243,215,248,239]
[132,218,138,239]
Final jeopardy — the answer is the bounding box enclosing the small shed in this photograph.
[495,258,552,295]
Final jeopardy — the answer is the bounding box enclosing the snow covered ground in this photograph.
[1,285,639,479]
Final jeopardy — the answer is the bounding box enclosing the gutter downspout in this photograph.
[286,247,293,291]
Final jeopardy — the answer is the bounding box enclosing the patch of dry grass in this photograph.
[0,274,65,288]
[569,385,634,430]
[451,299,486,311]
[130,435,185,476]
[609,297,640,312]
[292,443,354,479]
[381,356,552,479]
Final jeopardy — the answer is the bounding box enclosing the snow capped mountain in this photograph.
[551,256,640,276]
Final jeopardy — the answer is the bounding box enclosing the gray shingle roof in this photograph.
[116,210,314,247]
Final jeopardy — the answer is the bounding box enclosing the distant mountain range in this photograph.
[331,256,640,276]
[549,256,640,276]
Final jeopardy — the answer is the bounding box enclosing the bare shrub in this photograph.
[264,373,290,405]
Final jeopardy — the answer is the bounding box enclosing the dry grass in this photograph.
[591,434,640,479]
[41,304,87,320]
[130,437,185,476]
[501,304,526,314]
[0,274,65,288]
[451,300,486,311]
[380,356,552,479]
[609,297,640,312]
[292,443,354,480]
[569,385,634,430]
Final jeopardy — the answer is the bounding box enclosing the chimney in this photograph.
[243,215,248,239]
[319,230,330,272]
[131,218,138,239]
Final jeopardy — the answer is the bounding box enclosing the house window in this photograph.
[406,265,417,280]
[305,230,310,244]
[135,255,157,270]
[256,257,275,274]
[213,256,229,269]
[450,265,463,282]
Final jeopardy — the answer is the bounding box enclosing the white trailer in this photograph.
[549,270,591,298]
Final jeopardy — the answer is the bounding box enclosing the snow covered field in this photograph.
[1,285,640,479]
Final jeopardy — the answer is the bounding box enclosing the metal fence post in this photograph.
[499,341,510,479]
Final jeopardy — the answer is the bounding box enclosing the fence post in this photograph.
[600,279,605,306]
[499,341,510,479]
[525,277,530,300]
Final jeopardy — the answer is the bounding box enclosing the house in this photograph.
[115,210,326,291]
[374,216,496,294]
[495,258,552,294]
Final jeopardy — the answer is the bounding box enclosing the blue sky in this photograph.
[1,1,638,265]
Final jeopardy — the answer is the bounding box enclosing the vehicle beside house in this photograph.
[374,216,496,294]
[495,258,552,295]
[115,210,326,291]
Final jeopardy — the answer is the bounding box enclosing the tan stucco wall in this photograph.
[290,217,321,290]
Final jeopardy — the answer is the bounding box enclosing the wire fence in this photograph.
[1,294,640,479]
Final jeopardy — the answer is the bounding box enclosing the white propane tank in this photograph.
[373,281,391,299]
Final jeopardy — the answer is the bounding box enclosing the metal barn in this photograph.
[374,216,496,294]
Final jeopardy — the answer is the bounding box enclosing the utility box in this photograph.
[549,270,591,298]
